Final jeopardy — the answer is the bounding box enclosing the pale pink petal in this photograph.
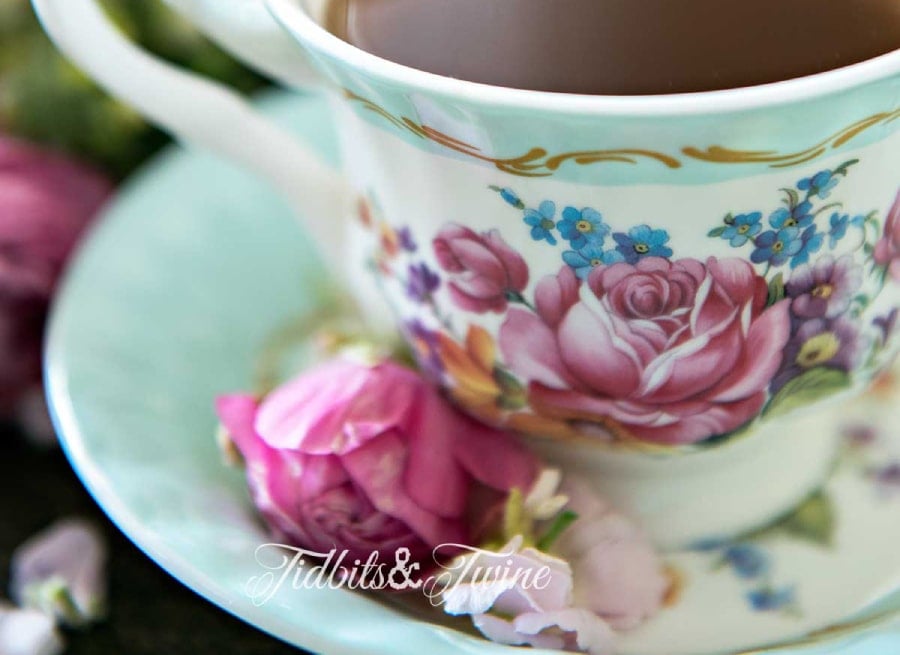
[403,392,470,517]
[256,360,419,454]
[433,224,479,272]
[216,394,267,461]
[634,257,673,274]
[341,432,466,547]
[500,308,580,389]
[452,417,539,493]
[638,323,742,404]
[588,262,636,295]
[443,238,508,284]
[535,267,581,328]
[447,284,508,313]
[561,514,667,630]
[557,304,641,397]
[11,519,106,626]
[513,609,616,655]
[627,392,765,445]
[473,613,566,650]
[706,258,757,305]
[484,229,529,291]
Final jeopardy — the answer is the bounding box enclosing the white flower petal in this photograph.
[525,469,570,520]
[11,518,107,627]
[442,578,519,616]
[0,604,64,655]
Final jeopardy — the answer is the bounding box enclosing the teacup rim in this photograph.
[266,0,900,117]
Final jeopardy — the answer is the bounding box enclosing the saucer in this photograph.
[46,90,900,655]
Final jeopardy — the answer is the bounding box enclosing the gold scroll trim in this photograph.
[344,90,682,177]
[683,108,900,168]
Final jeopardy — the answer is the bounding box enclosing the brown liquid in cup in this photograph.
[324,0,900,95]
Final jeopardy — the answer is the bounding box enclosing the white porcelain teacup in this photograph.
[33,0,900,548]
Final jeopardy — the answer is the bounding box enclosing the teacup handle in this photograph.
[31,0,355,263]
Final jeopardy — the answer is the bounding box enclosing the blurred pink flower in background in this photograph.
[217,357,538,567]
[0,136,112,433]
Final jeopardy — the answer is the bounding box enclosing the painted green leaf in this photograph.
[771,491,836,547]
[782,188,800,208]
[767,273,786,307]
[708,226,726,238]
[764,368,851,419]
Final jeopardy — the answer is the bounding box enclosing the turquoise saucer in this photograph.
[45,90,900,655]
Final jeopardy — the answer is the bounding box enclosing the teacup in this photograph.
[33,0,900,548]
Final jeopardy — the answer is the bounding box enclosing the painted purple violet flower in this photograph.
[405,262,440,303]
[875,309,898,346]
[397,227,418,252]
[785,255,863,320]
[404,319,444,380]
[772,316,865,392]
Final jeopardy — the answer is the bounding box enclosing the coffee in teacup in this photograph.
[325,0,900,94]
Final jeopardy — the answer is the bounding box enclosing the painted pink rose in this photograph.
[433,224,529,313]
[874,190,900,281]
[500,258,791,445]
[217,358,538,565]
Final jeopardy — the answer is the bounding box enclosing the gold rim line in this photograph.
[683,108,900,168]
[343,90,682,176]
[343,90,898,175]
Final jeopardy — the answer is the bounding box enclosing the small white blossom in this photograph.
[11,519,107,627]
[525,468,569,521]
[0,604,64,655]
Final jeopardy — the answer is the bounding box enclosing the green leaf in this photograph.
[767,273,786,307]
[502,488,531,544]
[770,491,836,547]
[708,226,727,238]
[537,511,579,551]
[782,188,801,208]
[764,368,852,419]
[495,368,527,410]
[834,159,860,176]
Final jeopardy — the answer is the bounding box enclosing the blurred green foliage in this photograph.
[0,0,268,178]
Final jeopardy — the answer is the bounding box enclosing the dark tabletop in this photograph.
[1,424,310,655]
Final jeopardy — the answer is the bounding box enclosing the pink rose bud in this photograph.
[217,358,538,567]
[434,224,529,313]
[0,136,112,410]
